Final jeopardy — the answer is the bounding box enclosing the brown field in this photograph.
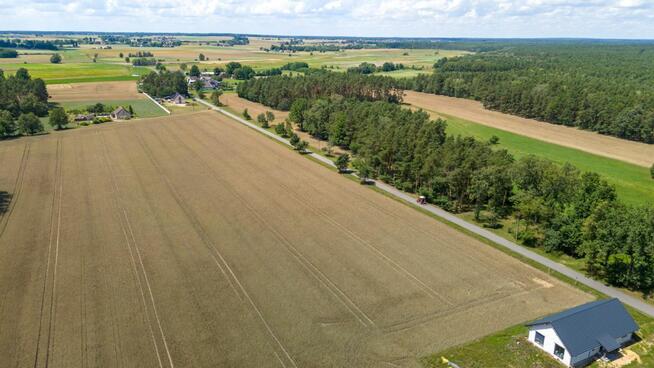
[48,81,143,102]
[404,91,654,168]
[0,53,54,64]
[222,93,288,124]
[0,111,590,367]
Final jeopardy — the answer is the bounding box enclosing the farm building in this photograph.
[74,113,95,122]
[526,298,638,367]
[188,76,220,89]
[110,106,131,120]
[164,92,186,105]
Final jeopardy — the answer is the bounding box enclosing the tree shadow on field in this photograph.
[0,191,11,214]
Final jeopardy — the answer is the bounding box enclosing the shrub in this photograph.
[289,133,300,147]
[242,108,251,120]
[335,154,350,173]
[275,123,286,136]
[49,53,62,64]
[18,113,44,135]
[48,107,68,130]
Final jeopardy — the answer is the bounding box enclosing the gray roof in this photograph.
[526,298,638,356]
[112,106,129,115]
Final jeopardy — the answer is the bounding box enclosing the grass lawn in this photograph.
[422,307,654,368]
[440,113,654,206]
[57,98,167,118]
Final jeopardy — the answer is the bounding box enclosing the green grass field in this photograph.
[438,112,654,206]
[1,62,151,84]
[57,98,167,118]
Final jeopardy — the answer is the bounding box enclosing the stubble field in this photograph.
[404,91,654,168]
[48,81,144,101]
[0,111,590,368]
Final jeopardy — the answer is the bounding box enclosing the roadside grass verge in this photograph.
[439,112,654,206]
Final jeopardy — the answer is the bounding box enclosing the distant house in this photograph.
[526,298,638,367]
[110,106,131,120]
[187,75,220,89]
[165,92,186,105]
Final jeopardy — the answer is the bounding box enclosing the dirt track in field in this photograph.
[404,91,654,168]
[0,111,591,367]
[49,81,144,102]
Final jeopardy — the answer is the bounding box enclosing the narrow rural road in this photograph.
[196,97,654,319]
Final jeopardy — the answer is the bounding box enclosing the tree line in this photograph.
[0,39,63,50]
[0,68,52,137]
[139,70,188,97]
[238,71,654,295]
[400,44,654,143]
[237,71,403,110]
[0,49,18,58]
[347,62,405,74]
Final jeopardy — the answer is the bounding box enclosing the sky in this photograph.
[1,0,654,39]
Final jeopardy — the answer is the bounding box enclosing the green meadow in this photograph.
[57,99,167,118]
[1,62,150,84]
[439,112,654,206]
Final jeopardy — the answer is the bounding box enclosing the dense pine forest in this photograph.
[239,72,654,295]
[400,44,654,143]
[237,72,402,109]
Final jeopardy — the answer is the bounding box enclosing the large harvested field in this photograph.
[0,111,590,367]
[48,81,143,101]
[404,91,654,168]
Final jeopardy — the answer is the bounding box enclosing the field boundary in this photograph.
[195,97,654,319]
[143,93,171,115]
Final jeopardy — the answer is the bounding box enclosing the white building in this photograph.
[526,298,638,367]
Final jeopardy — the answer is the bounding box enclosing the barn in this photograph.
[526,298,638,367]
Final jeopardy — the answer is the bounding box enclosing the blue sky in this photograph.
[1,0,653,38]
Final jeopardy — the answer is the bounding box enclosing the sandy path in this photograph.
[404,91,654,168]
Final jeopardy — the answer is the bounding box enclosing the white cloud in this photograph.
[1,0,653,38]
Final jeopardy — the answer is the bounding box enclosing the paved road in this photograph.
[196,97,654,318]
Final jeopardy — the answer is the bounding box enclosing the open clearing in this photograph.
[0,111,590,367]
[404,91,654,168]
[49,81,143,101]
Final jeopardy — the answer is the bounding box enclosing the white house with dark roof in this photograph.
[526,298,638,367]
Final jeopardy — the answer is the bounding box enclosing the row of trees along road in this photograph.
[399,43,654,143]
[238,72,654,296]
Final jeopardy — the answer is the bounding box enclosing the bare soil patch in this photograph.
[0,112,591,367]
[405,91,654,168]
[49,81,144,102]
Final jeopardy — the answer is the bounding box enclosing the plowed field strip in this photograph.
[99,132,169,368]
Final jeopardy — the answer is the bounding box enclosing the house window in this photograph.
[535,332,545,346]
[554,344,565,360]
